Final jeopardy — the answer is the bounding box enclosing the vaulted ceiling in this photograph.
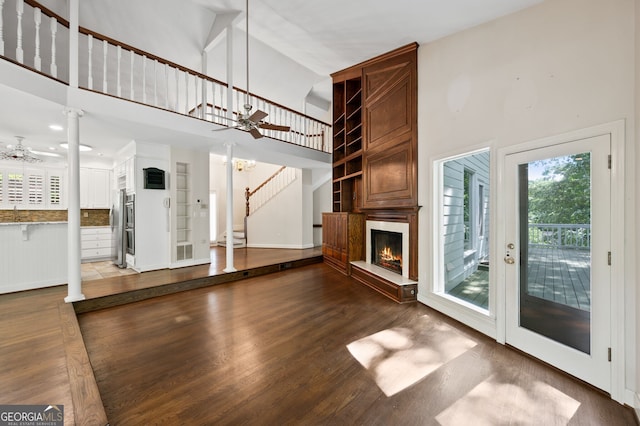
[0,0,542,164]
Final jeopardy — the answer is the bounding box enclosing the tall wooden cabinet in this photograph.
[329,42,418,213]
[323,43,419,295]
[321,212,364,275]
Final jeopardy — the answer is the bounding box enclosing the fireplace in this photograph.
[366,220,410,278]
[371,229,403,274]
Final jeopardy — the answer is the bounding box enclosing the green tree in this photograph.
[527,152,591,224]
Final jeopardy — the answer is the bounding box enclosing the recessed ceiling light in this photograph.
[49,124,64,131]
[59,142,92,152]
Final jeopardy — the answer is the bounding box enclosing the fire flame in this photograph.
[380,246,402,264]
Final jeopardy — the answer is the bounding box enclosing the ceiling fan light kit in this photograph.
[211,0,291,139]
[0,136,43,163]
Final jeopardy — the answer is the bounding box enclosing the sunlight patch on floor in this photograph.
[347,319,477,397]
[435,373,580,425]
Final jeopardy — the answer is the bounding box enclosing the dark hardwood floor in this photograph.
[77,263,635,425]
[1,246,636,425]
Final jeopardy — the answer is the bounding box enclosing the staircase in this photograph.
[216,230,247,248]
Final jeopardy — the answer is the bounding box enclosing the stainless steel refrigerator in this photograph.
[110,189,127,268]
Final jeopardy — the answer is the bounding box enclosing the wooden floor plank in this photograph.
[2,247,633,424]
[57,302,108,426]
[78,263,635,425]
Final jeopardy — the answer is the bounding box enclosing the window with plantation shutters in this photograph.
[28,174,45,205]
[7,173,24,204]
[49,174,61,206]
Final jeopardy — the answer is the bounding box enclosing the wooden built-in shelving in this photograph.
[331,72,363,212]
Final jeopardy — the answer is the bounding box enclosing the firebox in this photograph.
[371,229,403,274]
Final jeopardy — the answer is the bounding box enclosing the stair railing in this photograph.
[245,166,296,217]
[0,0,331,153]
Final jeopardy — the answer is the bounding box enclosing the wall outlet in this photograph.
[83,212,89,217]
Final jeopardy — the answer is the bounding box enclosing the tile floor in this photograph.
[81,260,137,281]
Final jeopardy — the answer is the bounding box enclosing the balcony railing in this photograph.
[0,0,331,153]
[528,223,591,249]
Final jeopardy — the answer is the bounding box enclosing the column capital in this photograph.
[63,107,84,117]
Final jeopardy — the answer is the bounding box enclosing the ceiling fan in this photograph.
[0,136,42,163]
[211,0,290,139]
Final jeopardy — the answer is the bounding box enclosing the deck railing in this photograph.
[0,0,331,153]
[528,223,591,249]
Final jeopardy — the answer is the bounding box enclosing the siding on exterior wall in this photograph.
[442,151,490,291]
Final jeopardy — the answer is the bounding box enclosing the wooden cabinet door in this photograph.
[362,46,417,209]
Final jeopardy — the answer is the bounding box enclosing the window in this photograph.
[7,173,24,204]
[0,167,66,209]
[49,175,61,207]
[437,149,490,311]
[28,174,44,205]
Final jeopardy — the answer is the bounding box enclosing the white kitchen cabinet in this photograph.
[81,226,113,261]
[80,168,112,208]
[125,157,135,194]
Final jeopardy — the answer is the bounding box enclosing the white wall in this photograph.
[246,168,314,249]
[417,0,636,399]
[635,0,640,414]
[171,146,210,266]
[133,141,170,272]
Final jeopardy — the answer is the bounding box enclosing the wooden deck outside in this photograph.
[450,245,591,312]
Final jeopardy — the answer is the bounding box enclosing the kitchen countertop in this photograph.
[0,221,68,226]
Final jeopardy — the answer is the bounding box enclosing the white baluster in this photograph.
[175,68,179,113]
[142,55,147,104]
[164,63,169,109]
[153,59,158,106]
[87,34,93,89]
[0,0,5,56]
[49,17,57,77]
[16,0,24,63]
[33,8,41,71]
[130,50,134,100]
[195,75,201,117]
[184,72,189,115]
[116,46,122,97]
[102,40,108,93]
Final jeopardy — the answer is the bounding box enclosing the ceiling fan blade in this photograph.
[248,127,263,139]
[259,123,291,132]
[247,109,268,123]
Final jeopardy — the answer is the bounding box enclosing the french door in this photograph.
[504,134,611,392]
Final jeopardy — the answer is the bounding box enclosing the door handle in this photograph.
[504,256,515,264]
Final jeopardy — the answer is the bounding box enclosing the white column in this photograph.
[0,0,5,56]
[201,51,208,118]
[226,23,234,120]
[223,142,236,273]
[64,108,85,302]
[68,0,79,87]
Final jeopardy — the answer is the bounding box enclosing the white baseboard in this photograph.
[0,278,67,295]
[246,243,315,249]
[169,258,210,269]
